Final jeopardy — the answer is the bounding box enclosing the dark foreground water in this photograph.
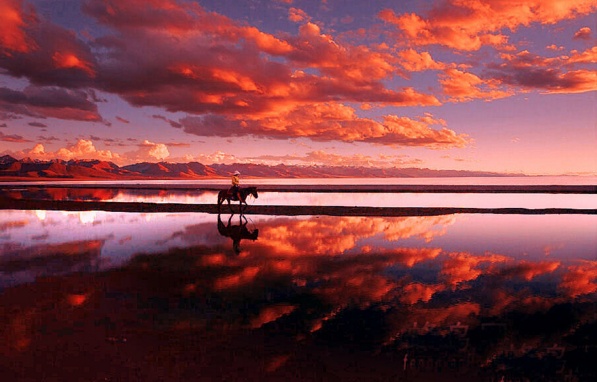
[1,209,597,381]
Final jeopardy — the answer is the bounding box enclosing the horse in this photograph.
[217,186,258,214]
[217,214,259,253]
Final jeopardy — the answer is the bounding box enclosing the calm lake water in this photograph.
[1,205,597,380]
[2,187,596,209]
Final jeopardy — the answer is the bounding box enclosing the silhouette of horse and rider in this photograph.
[217,186,258,214]
[217,170,258,214]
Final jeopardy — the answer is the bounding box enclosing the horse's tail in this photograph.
[217,190,223,212]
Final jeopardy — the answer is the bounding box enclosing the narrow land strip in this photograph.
[0,184,596,193]
[1,199,595,216]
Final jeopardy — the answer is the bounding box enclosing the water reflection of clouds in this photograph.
[0,210,217,276]
[1,210,597,380]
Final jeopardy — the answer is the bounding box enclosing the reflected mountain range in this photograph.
[1,210,596,380]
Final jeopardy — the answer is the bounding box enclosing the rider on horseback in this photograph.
[229,170,242,201]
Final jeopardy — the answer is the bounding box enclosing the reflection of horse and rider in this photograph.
[217,170,258,214]
[217,214,258,253]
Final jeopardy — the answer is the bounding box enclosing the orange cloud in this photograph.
[214,266,260,290]
[398,49,446,72]
[0,0,37,53]
[378,0,597,51]
[573,26,592,40]
[567,46,597,64]
[440,69,514,101]
[440,252,510,287]
[288,8,309,23]
[558,261,597,297]
[181,105,470,148]
[399,282,446,304]
[546,44,564,51]
[249,303,296,328]
[493,260,561,281]
[52,52,96,78]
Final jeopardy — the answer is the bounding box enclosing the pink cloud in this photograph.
[125,140,170,163]
[5,139,174,165]
[13,140,122,163]
[247,150,424,167]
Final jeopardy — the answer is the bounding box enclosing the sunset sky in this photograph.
[0,0,595,175]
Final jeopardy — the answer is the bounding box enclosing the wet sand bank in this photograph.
[1,198,595,216]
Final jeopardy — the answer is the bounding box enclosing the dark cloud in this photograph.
[487,51,597,94]
[0,86,104,122]
[37,135,61,142]
[0,131,31,143]
[152,115,182,129]
[115,116,130,123]
[28,121,47,128]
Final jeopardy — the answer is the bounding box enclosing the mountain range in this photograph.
[0,155,515,180]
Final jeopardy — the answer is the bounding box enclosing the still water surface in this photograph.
[1,206,596,380]
[3,187,596,208]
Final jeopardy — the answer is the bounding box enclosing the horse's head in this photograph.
[249,187,258,199]
[248,228,259,241]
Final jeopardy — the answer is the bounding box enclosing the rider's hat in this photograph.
[233,170,240,175]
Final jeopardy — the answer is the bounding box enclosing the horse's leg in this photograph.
[227,198,234,214]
